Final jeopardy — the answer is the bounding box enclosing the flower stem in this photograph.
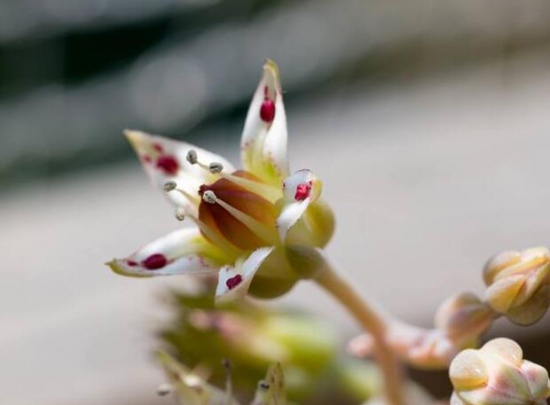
[314,260,405,405]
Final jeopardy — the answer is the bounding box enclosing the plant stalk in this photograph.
[314,261,405,405]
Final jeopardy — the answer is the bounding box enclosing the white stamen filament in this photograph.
[163,181,200,206]
[214,197,279,245]
[185,150,281,202]
[186,213,241,258]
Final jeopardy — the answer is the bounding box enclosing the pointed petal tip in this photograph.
[106,259,146,278]
[123,128,143,141]
[123,129,149,153]
[263,59,279,75]
[262,59,281,91]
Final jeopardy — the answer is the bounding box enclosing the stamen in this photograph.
[186,149,198,164]
[164,181,200,206]
[209,162,224,173]
[202,190,218,204]
[187,151,281,202]
[157,383,173,396]
[223,359,233,403]
[163,181,177,192]
[186,214,241,258]
[214,197,279,245]
[258,381,270,390]
[175,207,186,221]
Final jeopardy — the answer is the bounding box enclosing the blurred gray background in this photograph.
[1,0,550,403]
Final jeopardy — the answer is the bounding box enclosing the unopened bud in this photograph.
[435,292,494,343]
[450,338,550,405]
[483,247,550,325]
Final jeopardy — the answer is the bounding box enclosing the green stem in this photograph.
[314,261,405,405]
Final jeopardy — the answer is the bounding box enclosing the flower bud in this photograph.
[435,293,494,344]
[483,247,550,325]
[450,338,550,405]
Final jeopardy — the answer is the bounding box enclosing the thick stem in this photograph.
[315,262,405,405]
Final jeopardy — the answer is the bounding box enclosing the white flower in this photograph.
[107,60,334,303]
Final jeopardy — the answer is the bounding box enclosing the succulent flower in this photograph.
[434,292,494,348]
[450,338,550,405]
[483,247,550,325]
[107,60,334,303]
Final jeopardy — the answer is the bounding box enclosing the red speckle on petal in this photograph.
[142,155,152,164]
[153,143,164,153]
[142,254,168,270]
[295,183,311,201]
[226,274,243,290]
[260,98,276,123]
[156,155,180,175]
[127,260,138,267]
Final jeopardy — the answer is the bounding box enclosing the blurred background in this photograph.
[1,0,550,403]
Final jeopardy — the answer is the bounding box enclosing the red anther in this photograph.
[142,254,168,270]
[260,98,276,123]
[156,155,179,175]
[226,274,243,290]
[294,183,311,201]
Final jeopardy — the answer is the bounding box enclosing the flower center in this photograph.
[197,171,279,251]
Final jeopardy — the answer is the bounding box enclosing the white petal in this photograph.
[108,228,226,277]
[215,247,274,304]
[241,60,289,185]
[125,130,236,213]
[277,169,322,240]
[277,199,311,241]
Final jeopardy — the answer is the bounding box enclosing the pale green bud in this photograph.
[483,247,550,325]
[450,338,550,405]
[435,292,494,345]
